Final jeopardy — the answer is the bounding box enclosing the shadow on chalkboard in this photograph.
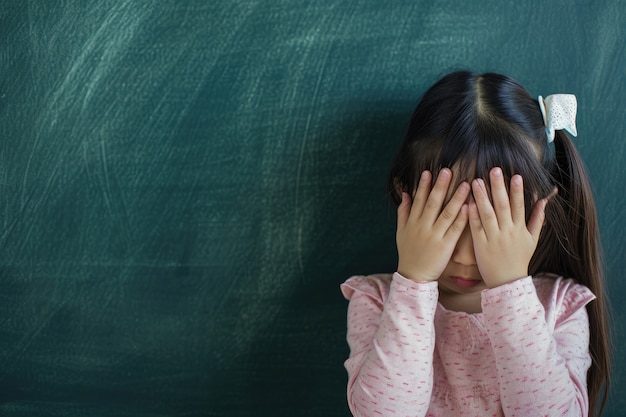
[208,101,413,415]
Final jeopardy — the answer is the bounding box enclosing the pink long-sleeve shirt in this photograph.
[341,272,595,417]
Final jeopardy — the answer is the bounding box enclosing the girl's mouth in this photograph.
[451,276,482,288]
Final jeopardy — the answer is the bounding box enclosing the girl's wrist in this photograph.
[397,267,438,283]
[483,272,530,288]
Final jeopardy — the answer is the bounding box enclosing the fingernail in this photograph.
[421,170,429,180]
[513,175,522,186]
[493,167,502,177]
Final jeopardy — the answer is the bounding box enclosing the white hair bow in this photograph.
[538,94,578,143]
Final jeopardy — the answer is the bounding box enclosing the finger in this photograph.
[445,203,469,240]
[510,174,526,225]
[468,198,487,241]
[421,168,452,224]
[489,167,512,226]
[471,178,499,235]
[527,198,548,241]
[434,181,470,232]
[397,192,411,230]
[408,170,432,222]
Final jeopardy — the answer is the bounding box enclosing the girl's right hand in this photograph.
[396,169,470,282]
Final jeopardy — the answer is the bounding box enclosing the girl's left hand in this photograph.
[468,167,548,288]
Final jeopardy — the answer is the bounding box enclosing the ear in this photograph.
[549,186,559,199]
[392,177,404,195]
[532,186,557,228]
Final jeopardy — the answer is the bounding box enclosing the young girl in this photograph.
[341,71,610,417]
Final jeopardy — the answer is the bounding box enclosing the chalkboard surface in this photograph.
[1,1,624,416]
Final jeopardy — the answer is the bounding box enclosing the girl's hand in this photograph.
[468,167,547,288]
[396,169,470,282]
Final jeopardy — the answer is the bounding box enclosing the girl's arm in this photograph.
[342,273,439,417]
[482,276,594,416]
[342,169,469,416]
[470,168,593,415]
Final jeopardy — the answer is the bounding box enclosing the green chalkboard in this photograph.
[1,1,624,416]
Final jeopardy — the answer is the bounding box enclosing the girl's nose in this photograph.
[451,226,477,266]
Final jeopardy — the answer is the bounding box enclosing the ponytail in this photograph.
[551,130,611,416]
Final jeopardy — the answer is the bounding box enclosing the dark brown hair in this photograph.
[387,71,610,415]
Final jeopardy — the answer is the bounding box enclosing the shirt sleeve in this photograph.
[341,273,439,417]
[481,276,595,417]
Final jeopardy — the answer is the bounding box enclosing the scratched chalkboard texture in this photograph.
[0,1,624,416]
